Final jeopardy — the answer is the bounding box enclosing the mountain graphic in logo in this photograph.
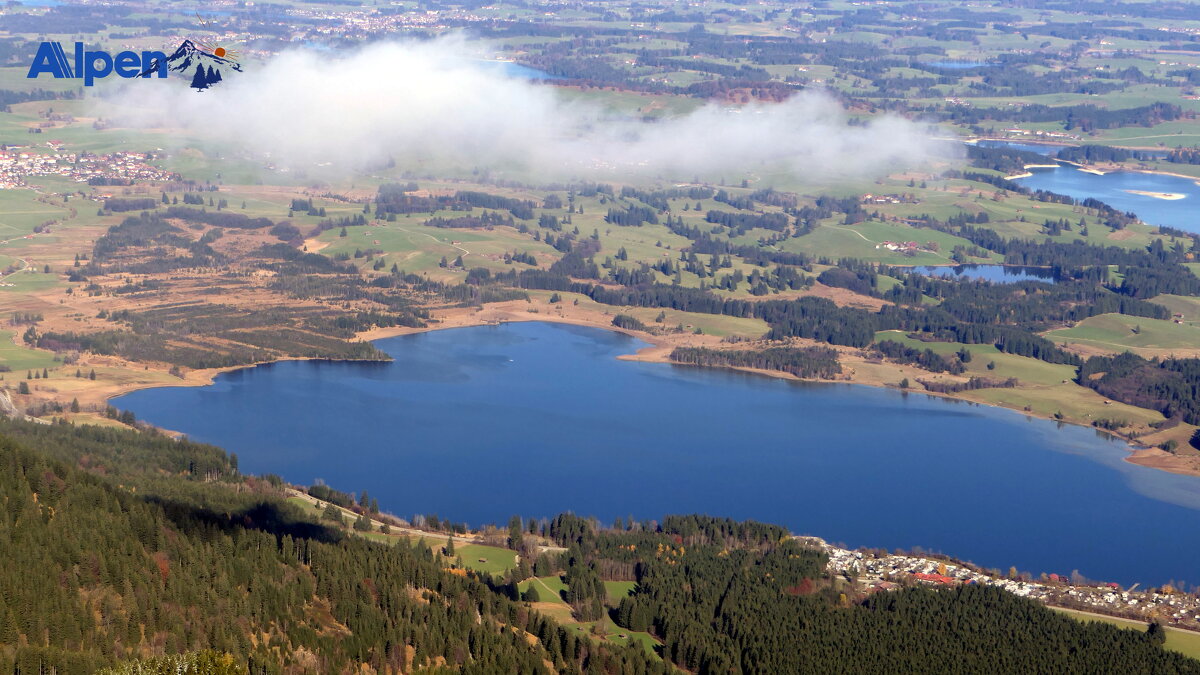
[140,39,242,90]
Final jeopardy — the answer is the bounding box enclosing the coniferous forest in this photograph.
[0,419,1197,674]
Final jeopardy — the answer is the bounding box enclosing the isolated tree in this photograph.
[321,503,345,525]
[17,381,29,395]
[1147,621,1167,647]
[508,516,523,551]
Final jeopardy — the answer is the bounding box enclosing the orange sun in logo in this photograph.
[195,39,239,61]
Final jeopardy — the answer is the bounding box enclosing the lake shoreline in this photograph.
[971,137,1200,184]
[1047,162,1200,184]
[84,297,1195,479]
[357,301,1193,480]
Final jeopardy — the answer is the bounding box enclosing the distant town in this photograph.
[819,539,1200,631]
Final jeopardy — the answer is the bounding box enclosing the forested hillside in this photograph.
[0,421,663,674]
[0,419,1196,674]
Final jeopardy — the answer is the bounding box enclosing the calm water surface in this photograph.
[975,140,1060,156]
[922,61,994,69]
[113,322,1200,585]
[1016,167,1200,233]
[902,264,1059,283]
[476,60,562,80]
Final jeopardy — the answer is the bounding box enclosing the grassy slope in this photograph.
[1045,313,1200,356]
[517,575,659,656]
[1054,608,1200,660]
[871,329,1164,427]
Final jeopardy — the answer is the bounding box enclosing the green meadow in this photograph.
[1045,314,1200,356]
[517,575,658,655]
[873,330,1076,386]
[0,190,71,238]
[1053,608,1200,661]
[454,544,519,575]
[0,330,59,372]
[1150,295,1200,326]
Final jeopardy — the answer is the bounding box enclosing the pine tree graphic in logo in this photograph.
[140,39,241,91]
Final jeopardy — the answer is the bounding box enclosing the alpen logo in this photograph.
[27,42,167,86]
[142,39,243,91]
[27,39,241,90]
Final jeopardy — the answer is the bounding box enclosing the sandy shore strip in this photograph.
[1124,189,1187,200]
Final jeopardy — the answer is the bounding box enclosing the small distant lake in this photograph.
[111,322,1200,586]
[975,140,1061,156]
[974,140,1168,161]
[1015,167,1200,233]
[923,61,994,69]
[474,60,562,81]
[903,264,1059,283]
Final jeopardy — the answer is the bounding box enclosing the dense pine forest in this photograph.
[0,420,664,675]
[1,419,1197,674]
[669,345,842,379]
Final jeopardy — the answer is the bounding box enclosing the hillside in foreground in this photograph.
[0,419,1197,674]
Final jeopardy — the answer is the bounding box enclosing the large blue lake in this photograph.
[1016,167,1200,233]
[112,321,1200,586]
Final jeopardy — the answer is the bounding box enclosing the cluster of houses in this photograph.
[813,539,1200,631]
[1001,128,1082,141]
[294,5,490,37]
[0,146,174,189]
[861,193,919,205]
[876,240,925,253]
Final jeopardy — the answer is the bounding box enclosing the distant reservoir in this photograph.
[1015,167,1199,233]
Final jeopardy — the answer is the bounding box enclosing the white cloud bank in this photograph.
[105,38,951,182]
